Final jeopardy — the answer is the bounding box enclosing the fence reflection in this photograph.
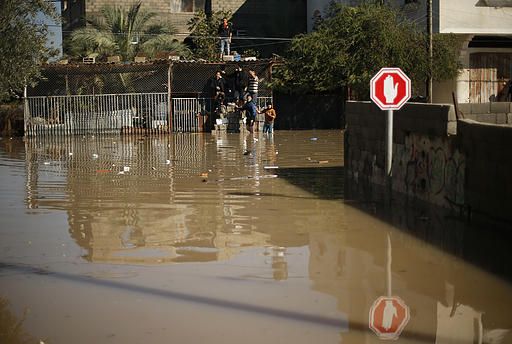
[23,134,270,265]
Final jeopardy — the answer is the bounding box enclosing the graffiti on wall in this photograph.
[393,134,465,206]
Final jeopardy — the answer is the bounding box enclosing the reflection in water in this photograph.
[0,297,33,344]
[0,131,511,343]
[24,134,277,264]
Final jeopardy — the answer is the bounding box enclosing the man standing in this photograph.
[218,17,232,59]
[247,69,259,105]
[212,70,226,97]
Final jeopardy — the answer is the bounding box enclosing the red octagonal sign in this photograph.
[369,296,410,340]
[370,68,411,110]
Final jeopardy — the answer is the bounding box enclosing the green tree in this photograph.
[68,1,191,61]
[187,10,232,61]
[0,0,58,102]
[272,2,461,98]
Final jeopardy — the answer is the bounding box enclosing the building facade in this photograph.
[62,0,306,56]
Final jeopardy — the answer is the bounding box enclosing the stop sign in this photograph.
[370,68,411,110]
[369,296,410,340]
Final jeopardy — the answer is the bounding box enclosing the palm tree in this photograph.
[68,1,191,61]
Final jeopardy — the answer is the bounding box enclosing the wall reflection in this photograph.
[307,204,512,343]
[23,135,273,265]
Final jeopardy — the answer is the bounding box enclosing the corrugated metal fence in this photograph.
[470,52,512,103]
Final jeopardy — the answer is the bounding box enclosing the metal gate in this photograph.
[469,52,512,103]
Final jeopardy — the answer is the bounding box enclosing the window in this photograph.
[170,0,206,13]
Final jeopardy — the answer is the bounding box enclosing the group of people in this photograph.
[239,96,276,134]
[215,18,276,134]
[210,67,276,134]
[212,67,258,103]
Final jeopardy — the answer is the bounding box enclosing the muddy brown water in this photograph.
[0,130,511,344]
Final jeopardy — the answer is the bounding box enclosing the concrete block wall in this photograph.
[345,101,464,208]
[213,0,245,12]
[85,0,196,34]
[82,0,307,56]
[346,101,512,222]
[458,102,512,125]
[458,120,512,222]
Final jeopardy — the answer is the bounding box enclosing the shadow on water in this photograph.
[276,164,512,284]
[275,166,345,200]
[226,164,345,200]
[0,262,444,343]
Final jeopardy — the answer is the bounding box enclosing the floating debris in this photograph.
[227,175,278,181]
[200,172,208,178]
[243,151,250,155]
[151,167,156,171]
[310,137,318,141]
[123,166,130,172]
[264,166,279,169]
[43,162,50,165]
[117,171,125,175]
[166,159,171,165]
[318,160,329,164]
[92,154,99,159]
[68,152,73,156]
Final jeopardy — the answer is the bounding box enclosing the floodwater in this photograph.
[0,130,511,344]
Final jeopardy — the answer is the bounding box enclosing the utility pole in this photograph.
[427,0,433,103]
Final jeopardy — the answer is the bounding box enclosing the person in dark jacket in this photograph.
[232,65,246,103]
[211,70,226,97]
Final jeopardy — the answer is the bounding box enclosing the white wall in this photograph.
[440,0,512,34]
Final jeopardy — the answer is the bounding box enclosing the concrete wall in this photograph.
[84,0,306,41]
[457,119,512,222]
[274,92,344,130]
[439,0,512,35]
[85,0,194,34]
[458,102,512,125]
[345,101,462,208]
[345,101,512,223]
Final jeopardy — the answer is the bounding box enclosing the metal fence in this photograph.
[24,60,274,136]
[25,93,169,137]
[172,97,273,133]
[25,94,273,136]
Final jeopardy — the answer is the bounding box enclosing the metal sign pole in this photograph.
[386,233,392,297]
[386,109,393,204]
[386,109,393,177]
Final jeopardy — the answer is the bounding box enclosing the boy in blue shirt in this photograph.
[238,95,258,132]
